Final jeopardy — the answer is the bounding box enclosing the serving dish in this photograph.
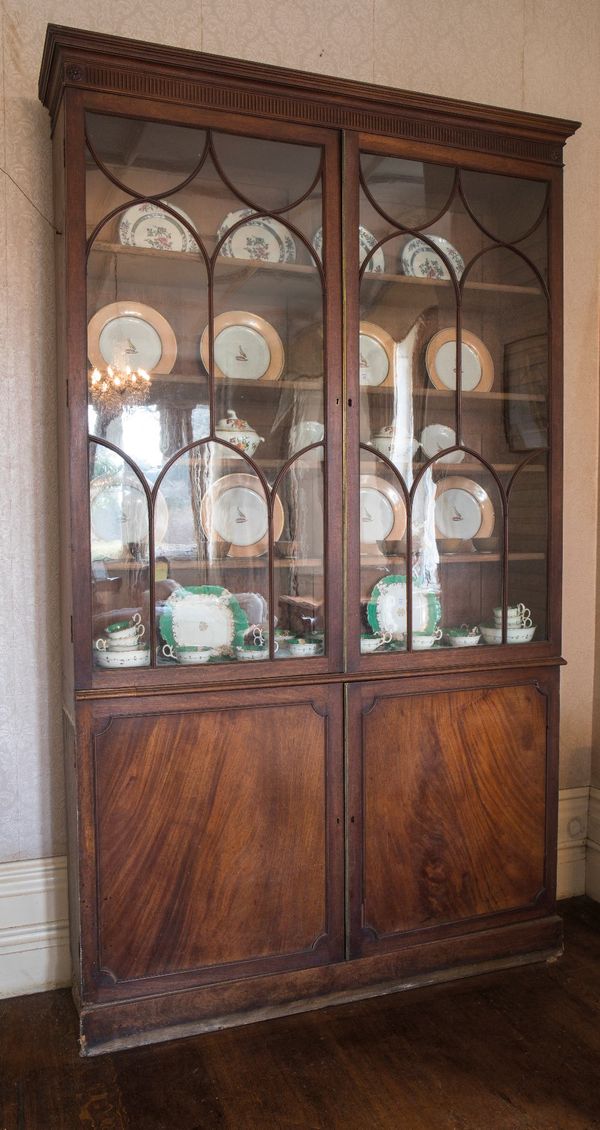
[159,585,248,653]
[200,311,284,381]
[367,574,441,638]
[420,423,464,464]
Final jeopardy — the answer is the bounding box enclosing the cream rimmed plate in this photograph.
[160,585,248,652]
[201,473,284,557]
[434,476,495,540]
[200,311,284,382]
[313,225,385,272]
[420,424,464,464]
[401,235,464,280]
[88,301,177,374]
[359,475,406,548]
[367,574,441,637]
[425,328,494,393]
[90,476,169,546]
[359,322,395,387]
[118,200,199,253]
[217,208,296,263]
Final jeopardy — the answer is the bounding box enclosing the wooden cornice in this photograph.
[39,24,579,164]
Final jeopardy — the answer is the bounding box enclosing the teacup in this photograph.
[106,614,143,638]
[412,627,443,650]
[162,643,212,664]
[445,624,481,647]
[236,645,271,661]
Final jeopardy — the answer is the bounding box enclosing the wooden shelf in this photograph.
[363,386,546,402]
[88,241,543,297]
[360,552,545,566]
[361,270,542,296]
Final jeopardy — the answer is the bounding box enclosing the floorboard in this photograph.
[1,899,599,1129]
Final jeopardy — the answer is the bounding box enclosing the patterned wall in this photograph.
[0,0,599,861]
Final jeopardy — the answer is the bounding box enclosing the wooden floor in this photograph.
[1,899,599,1129]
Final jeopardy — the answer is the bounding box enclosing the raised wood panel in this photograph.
[349,677,549,956]
[91,688,343,987]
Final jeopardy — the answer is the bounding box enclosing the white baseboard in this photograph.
[586,787,600,902]
[0,856,70,997]
[0,789,595,999]
[557,787,589,899]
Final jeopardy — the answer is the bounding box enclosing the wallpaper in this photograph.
[0,0,599,861]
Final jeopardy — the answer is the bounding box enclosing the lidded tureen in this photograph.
[215,409,264,457]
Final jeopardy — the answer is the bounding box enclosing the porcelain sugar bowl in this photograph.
[215,409,264,457]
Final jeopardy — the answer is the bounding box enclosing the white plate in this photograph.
[425,329,494,393]
[90,477,169,546]
[88,301,177,374]
[401,235,464,280]
[96,648,149,668]
[118,201,199,253]
[359,322,395,386]
[313,225,385,272]
[217,208,296,263]
[200,311,284,382]
[420,424,464,464]
[201,473,285,557]
[359,475,406,546]
[434,477,495,540]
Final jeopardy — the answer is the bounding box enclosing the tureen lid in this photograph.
[216,408,257,433]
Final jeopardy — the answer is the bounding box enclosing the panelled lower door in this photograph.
[80,684,344,1000]
[347,668,557,958]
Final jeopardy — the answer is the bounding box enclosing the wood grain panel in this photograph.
[349,678,548,955]
[92,690,342,985]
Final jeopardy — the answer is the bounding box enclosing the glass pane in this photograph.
[86,112,207,196]
[90,442,151,669]
[360,153,456,232]
[359,446,408,654]
[155,442,270,666]
[507,455,548,642]
[274,449,325,659]
[460,169,548,247]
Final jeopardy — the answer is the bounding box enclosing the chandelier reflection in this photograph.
[89,364,152,413]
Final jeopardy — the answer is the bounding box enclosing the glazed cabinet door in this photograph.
[80,103,342,688]
[346,135,559,669]
[78,684,343,1000]
[347,668,557,958]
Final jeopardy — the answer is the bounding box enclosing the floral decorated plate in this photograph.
[367,574,441,637]
[401,235,464,280]
[159,585,248,653]
[312,225,385,272]
[118,201,199,253]
[217,208,296,263]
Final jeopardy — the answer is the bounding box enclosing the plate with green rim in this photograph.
[159,585,249,654]
[367,574,441,638]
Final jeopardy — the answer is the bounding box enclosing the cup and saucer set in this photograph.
[235,626,325,660]
[95,613,150,667]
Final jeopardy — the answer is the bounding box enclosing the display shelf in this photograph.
[360,552,545,566]
[363,386,546,402]
[360,270,542,296]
